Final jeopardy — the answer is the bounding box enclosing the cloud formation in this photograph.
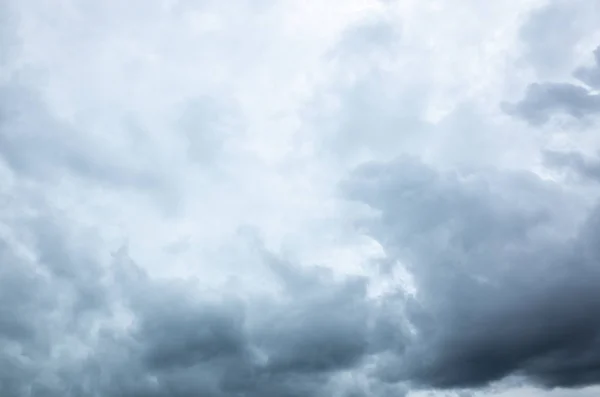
[543,149,600,184]
[574,46,600,90]
[0,210,406,397]
[503,44,600,127]
[2,1,600,397]
[519,0,600,78]
[503,82,600,126]
[345,157,600,390]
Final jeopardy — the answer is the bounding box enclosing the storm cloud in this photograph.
[5,152,600,395]
[345,157,600,390]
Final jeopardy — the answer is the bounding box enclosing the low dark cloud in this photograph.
[0,204,406,397]
[344,156,600,390]
[256,256,371,376]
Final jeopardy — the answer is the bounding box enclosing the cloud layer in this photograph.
[2,1,600,397]
[346,156,600,389]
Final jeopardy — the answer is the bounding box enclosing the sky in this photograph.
[1,0,600,396]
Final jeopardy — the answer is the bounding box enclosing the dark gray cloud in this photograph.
[255,255,372,376]
[344,156,600,390]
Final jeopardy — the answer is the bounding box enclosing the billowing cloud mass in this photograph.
[345,157,600,389]
[2,1,600,397]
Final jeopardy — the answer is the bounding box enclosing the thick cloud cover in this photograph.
[345,157,600,389]
[2,1,600,397]
[0,206,405,397]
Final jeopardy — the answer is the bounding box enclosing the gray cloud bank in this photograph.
[0,208,404,397]
[345,157,600,390]
[2,154,600,396]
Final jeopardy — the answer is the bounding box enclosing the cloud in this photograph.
[574,45,600,90]
[0,212,115,396]
[502,43,600,126]
[518,0,600,78]
[0,197,401,397]
[0,82,165,192]
[344,156,600,390]
[543,149,600,183]
[502,82,600,126]
[2,0,600,397]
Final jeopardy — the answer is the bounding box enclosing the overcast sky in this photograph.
[2,1,600,396]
